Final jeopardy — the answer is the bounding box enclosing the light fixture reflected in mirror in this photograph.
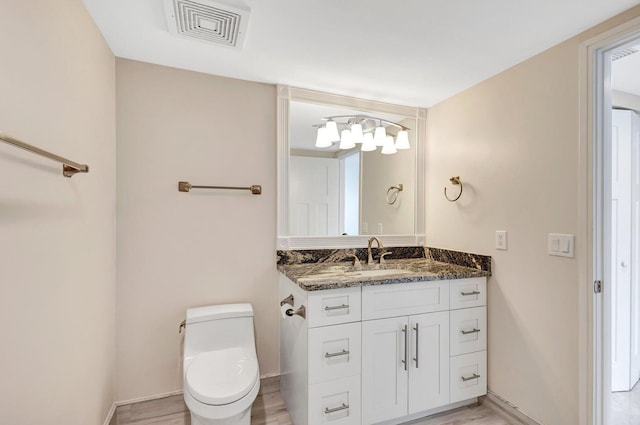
[314,114,410,154]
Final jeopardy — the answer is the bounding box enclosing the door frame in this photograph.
[579,16,640,425]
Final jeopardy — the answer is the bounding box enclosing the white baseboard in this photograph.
[115,389,184,407]
[102,403,117,425]
[482,390,543,425]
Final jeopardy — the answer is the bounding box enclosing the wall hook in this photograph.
[444,176,463,202]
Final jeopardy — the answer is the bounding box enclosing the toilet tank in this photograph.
[184,303,256,359]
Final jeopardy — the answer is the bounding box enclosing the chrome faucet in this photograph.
[367,237,383,266]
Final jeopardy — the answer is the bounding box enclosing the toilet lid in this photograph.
[186,347,259,405]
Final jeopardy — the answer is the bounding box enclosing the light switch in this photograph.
[548,233,575,258]
[495,231,508,250]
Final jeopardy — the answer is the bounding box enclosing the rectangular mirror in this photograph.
[277,86,426,249]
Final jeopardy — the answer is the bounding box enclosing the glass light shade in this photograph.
[395,130,410,149]
[350,123,364,143]
[315,127,332,148]
[374,126,386,146]
[381,135,397,154]
[361,132,376,151]
[339,129,355,150]
[325,120,341,142]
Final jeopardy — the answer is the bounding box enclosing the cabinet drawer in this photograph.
[450,351,487,403]
[308,322,361,384]
[308,287,362,328]
[450,306,487,356]
[309,375,361,425]
[362,281,449,320]
[449,278,487,310]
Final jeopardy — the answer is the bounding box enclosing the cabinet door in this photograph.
[408,312,450,414]
[362,317,408,424]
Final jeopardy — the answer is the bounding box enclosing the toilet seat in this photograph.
[186,347,259,406]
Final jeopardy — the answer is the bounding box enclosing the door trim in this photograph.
[579,15,640,425]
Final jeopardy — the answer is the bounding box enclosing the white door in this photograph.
[408,312,450,414]
[611,109,634,391]
[362,317,408,424]
[289,156,339,236]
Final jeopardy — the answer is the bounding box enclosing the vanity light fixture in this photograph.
[314,115,410,154]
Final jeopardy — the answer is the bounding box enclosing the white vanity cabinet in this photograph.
[280,273,487,425]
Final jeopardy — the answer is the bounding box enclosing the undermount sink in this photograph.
[344,268,414,278]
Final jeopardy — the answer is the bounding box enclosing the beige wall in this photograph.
[115,59,277,401]
[425,6,640,425]
[0,1,116,424]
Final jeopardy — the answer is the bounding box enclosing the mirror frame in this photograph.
[277,85,426,249]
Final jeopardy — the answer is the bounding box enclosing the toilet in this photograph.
[183,303,260,425]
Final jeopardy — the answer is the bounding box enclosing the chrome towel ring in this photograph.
[386,184,403,205]
[444,176,463,202]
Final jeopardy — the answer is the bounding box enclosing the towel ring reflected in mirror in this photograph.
[444,176,463,202]
[386,184,403,205]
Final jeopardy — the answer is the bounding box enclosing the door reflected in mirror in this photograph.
[289,101,416,237]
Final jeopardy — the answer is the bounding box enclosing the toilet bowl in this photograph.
[183,304,260,425]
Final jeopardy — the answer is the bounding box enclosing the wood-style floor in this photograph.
[114,377,518,425]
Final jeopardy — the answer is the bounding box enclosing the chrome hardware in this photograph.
[178,319,186,334]
[367,236,383,265]
[324,403,349,414]
[461,328,481,335]
[280,294,294,307]
[594,280,602,294]
[178,181,262,195]
[461,290,481,296]
[380,251,393,265]
[413,323,419,368]
[461,373,481,382]
[402,324,408,371]
[325,349,350,358]
[324,304,349,311]
[286,305,306,319]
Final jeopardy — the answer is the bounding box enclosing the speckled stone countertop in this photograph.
[278,258,491,291]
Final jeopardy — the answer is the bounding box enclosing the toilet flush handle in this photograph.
[178,319,186,334]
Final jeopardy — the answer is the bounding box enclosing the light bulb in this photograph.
[395,130,410,149]
[374,126,386,146]
[325,120,340,142]
[350,123,364,143]
[361,132,376,151]
[315,127,332,148]
[339,129,355,150]
[381,135,397,154]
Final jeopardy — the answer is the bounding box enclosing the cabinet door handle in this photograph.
[324,403,349,414]
[324,304,349,311]
[461,373,481,382]
[325,349,350,358]
[461,328,481,335]
[461,290,481,296]
[401,324,408,371]
[412,323,419,368]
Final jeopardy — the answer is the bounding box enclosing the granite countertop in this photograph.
[278,258,491,291]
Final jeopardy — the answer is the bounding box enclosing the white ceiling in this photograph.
[82,0,640,107]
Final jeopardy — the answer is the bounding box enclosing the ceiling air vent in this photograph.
[164,0,250,48]
[612,47,638,61]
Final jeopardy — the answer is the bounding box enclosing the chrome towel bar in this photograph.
[0,131,89,177]
[178,181,262,195]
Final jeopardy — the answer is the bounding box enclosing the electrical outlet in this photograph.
[496,230,508,250]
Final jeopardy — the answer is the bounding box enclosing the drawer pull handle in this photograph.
[413,323,419,368]
[461,328,481,335]
[461,290,481,296]
[401,324,408,371]
[461,373,481,382]
[324,403,349,414]
[324,304,349,311]
[325,349,350,358]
